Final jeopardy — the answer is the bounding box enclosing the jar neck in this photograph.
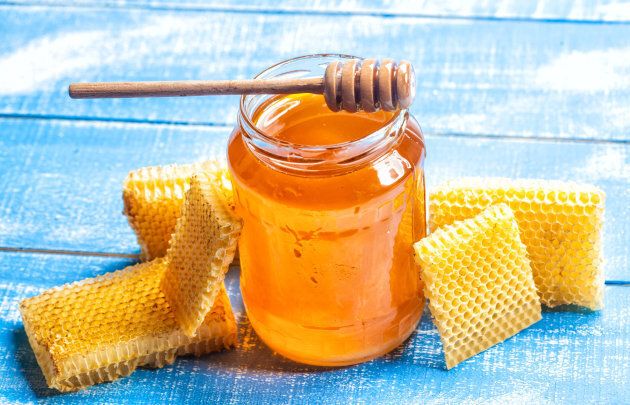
[237,54,408,177]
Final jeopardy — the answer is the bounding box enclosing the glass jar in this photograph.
[227,54,427,366]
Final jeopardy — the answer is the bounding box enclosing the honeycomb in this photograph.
[123,160,232,260]
[413,204,542,369]
[19,259,237,392]
[161,172,242,337]
[429,178,605,309]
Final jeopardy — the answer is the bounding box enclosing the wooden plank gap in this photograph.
[1,114,628,146]
[0,112,230,129]
[0,246,140,259]
[2,1,630,26]
[605,280,630,286]
[1,247,626,285]
[427,131,630,146]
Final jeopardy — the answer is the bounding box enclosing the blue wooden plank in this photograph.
[3,0,630,23]
[1,6,630,141]
[1,251,628,404]
[0,117,627,279]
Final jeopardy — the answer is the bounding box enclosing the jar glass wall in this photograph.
[227,54,427,366]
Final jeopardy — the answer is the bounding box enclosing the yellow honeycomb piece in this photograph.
[430,178,605,309]
[19,259,237,392]
[161,172,242,337]
[414,204,541,369]
[123,160,232,260]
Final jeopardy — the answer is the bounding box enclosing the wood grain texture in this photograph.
[1,6,630,140]
[1,252,628,404]
[3,0,630,22]
[0,117,627,279]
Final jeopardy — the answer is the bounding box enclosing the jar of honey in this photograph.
[228,54,427,366]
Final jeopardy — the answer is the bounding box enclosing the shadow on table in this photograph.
[209,294,608,375]
[218,267,448,373]
[208,308,448,374]
[543,304,602,314]
[12,327,63,399]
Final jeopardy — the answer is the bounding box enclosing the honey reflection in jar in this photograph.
[229,90,426,366]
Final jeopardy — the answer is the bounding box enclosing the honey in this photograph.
[228,55,426,366]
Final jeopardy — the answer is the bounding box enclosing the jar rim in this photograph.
[237,54,408,175]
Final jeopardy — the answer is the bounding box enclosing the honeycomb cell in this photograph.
[429,178,605,310]
[161,172,242,337]
[413,204,542,369]
[19,260,237,392]
[123,160,232,260]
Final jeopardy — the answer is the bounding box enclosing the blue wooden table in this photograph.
[1,1,629,403]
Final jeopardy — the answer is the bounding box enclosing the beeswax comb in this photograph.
[414,204,541,369]
[69,59,415,113]
[122,160,231,260]
[429,178,605,309]
[161,172,242,337]
[19,260,237,392]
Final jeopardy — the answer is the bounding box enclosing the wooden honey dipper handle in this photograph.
[69,59,415,112]
[69,78,325,99]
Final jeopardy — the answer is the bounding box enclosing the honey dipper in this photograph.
[69,59,415,113]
